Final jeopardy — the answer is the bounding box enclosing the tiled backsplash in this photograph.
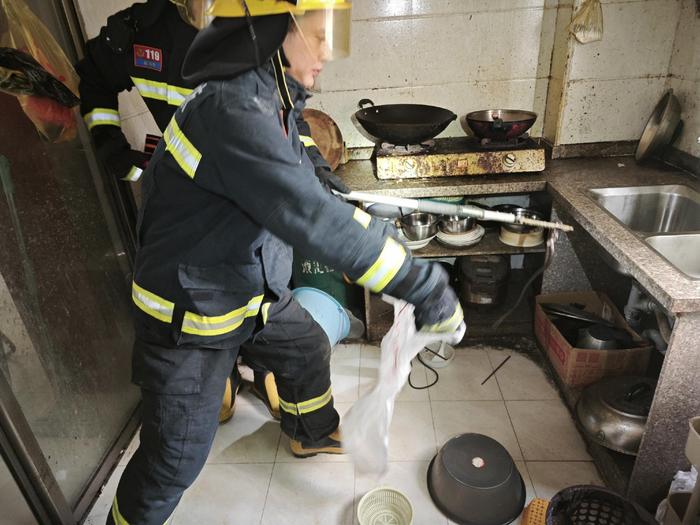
[72,0,696,157]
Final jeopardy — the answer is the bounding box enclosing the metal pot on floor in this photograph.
[456,255,510,308]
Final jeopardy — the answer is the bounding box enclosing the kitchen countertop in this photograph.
[336,156,700,313]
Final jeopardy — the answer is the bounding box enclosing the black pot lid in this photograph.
[441,434,515,489]
[598,376,656,417]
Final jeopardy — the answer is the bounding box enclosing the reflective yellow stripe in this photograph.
[261,302,272,325]
[423,303,464,333]
[83,107,120,130]
[353,208,371,229]
[300,135,317,148]
[132,282,174,323]
[356,238,406,293]
[122,165,143,182]
[164,117,201,178]
[130,76,193,106]
[111,497,130,525]
[181,295,264,336]
[279,387,332,416]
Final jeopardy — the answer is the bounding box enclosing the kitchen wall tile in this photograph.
[537,6,558,79]
[120,111,160,151]
[172,464,272,525]
[550,4,574,79]
[410,10,544,86]
[667,77,700,157]
[352,0,413,20]
[84,465,125,523]
[507,400,591,461]
[558,76,667,143]
[320,18,416,92]
[544,75,565,142]
[426,347,502,401]
[567,1,680,81]
[117,430,140,467]
[74,0,133,38]
[355,461,449,525]
[432,400,524,460]
[262,462,355,525]
[413,0,547,16]
[668,0,700,80]
[526,461,603,500]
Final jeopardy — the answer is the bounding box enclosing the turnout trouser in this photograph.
[107,292,337,524]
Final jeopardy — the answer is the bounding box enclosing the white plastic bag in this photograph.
[343,298,465,476]
[569,0,603,44]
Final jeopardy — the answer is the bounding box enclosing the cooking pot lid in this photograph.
[441,434,515,489]
[598,377,656,417]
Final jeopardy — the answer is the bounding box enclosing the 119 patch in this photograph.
[133,44,163,71]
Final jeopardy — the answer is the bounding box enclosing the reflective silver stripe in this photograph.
[122,166,143,182]
[131,76,193,106]
[83,108,120,130]
[164,117,201,178]
[181,295,263,336]
[132,282,173,323]
[356,237,407,292]
[300,135,317,148]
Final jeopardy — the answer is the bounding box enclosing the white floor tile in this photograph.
[486,349,559,401]
[171,463,272,525]
[355,461,448,525]
[208,392,281,464]
[262,462,355,525]
[432,400,523,461]
[507,401,591,461]
[331,344,361,403]
[388,402,437,461]
[359,346,430,402]
[427,348,502,401]
[526,461,603,500]
[275,402,353,463]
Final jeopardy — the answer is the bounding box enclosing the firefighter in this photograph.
[107,1,464,523]
[77,0,346,423]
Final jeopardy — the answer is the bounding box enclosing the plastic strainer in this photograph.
[357,487,413,525]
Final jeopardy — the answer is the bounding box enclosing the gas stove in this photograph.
[373,136,546,180]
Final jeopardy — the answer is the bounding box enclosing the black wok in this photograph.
[354,99,457,145]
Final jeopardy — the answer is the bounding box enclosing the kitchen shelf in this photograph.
[410,229,546,258]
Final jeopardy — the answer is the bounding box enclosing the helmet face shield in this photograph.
[171,0,214,29]
[292,5,351,61]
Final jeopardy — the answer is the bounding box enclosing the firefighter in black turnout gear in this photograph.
[106,1,465,523]
[76,0,338,423]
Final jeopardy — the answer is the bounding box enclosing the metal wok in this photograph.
[466,109,537,140]
[354,99,457,145]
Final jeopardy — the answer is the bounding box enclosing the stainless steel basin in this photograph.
[589,184,700,234]
[645,234,700,280]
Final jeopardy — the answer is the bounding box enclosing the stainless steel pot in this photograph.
[636,90,681,162]
[400,212,438,240]
[576,376,656,455]
[576,324,621,350]
[439,215,475,233]
[501,207,544,234]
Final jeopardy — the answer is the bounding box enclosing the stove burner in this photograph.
[377,140,436,156]
[476,135,531,150]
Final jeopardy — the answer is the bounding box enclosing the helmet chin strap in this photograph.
[240,0,262,66]
[271,49,294,116]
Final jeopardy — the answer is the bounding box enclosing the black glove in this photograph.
[314,166,350,194]
[92,126,149,182]
[389,260,464,333]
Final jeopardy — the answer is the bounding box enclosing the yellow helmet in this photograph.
[210,0,352,59]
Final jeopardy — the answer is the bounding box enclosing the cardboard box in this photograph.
[534,291,652,388]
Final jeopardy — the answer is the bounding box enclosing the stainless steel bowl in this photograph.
[400,212,438,240]
[502,207,544,234]
[440,215,475,234]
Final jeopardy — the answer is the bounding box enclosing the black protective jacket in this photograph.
[131,17,446,349]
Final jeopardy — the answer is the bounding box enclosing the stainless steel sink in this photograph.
[589,184,700,234]
[645,234,700,279]
[588,184,700,279]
